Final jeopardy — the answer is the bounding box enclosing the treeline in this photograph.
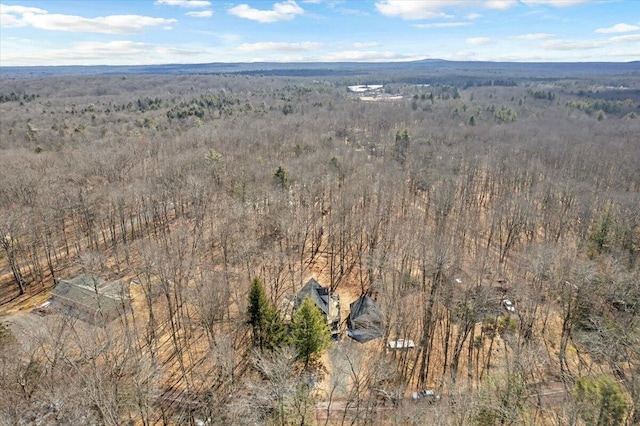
[0,91,39,103]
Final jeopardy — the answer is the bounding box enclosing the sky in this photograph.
[0,0,639,66]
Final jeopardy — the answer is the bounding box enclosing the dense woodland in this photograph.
[0,66,639,425]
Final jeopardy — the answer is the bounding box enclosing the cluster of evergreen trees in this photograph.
[247,278,332,368]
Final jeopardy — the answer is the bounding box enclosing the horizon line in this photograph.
[2,58,639,68]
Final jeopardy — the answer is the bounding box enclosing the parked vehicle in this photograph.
[502,299,515,313]
[412,389,440,403]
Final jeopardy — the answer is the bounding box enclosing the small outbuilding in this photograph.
[346,295,384,343]
[50,274,131,324]
[387,339,415,349]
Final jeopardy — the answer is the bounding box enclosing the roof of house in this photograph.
[347,295,384,343]
[51,274,130,311]
[295,278,331,316]
[348,84,384,93]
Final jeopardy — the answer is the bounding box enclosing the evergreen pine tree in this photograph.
[573,375,627,426]
[247,277,286,351]
[290,297,332,368]
[247,277,270,350]
[264,302,287,351]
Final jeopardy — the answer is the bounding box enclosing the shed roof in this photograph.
[51,274,130,311]
[347,295,384,343]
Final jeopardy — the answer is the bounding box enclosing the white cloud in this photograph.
[466,37,493,46]
[0,39,219,66]
[0,3,47,21]
[510,33,555,40]
[2,40,148,64]
[217,33,243,44]
[186,10,213,17]
[0,12,23,27]
[595,23,640,34]
[375,0,459,20]
[337,8,369,16]
[414,22,470,28]
[484,0,517,10]
[541,39,604,50]
[353,42,380,48]
[1,3,46,27]
[74,40,148,55]
[155,0,211,8]
[537,33,639,54]
[521,0,595,6]
[320,50,414,62]
[228,0,304,23]
[155,45,207,55]
[375,0,596,20]
[28,14,175,34]
[467,13,482,20]
[0,4,47,15]
[605,48,640,58]
[237,41,322,52]
[609,34,640,43]
[0,4,176,34]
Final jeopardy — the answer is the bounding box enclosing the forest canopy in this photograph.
[0,65,639,425]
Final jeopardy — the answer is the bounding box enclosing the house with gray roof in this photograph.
[294,278,341,336]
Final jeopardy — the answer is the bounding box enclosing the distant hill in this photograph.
[0,59,638,79]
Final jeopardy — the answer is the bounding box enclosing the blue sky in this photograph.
[0,0,638,66]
